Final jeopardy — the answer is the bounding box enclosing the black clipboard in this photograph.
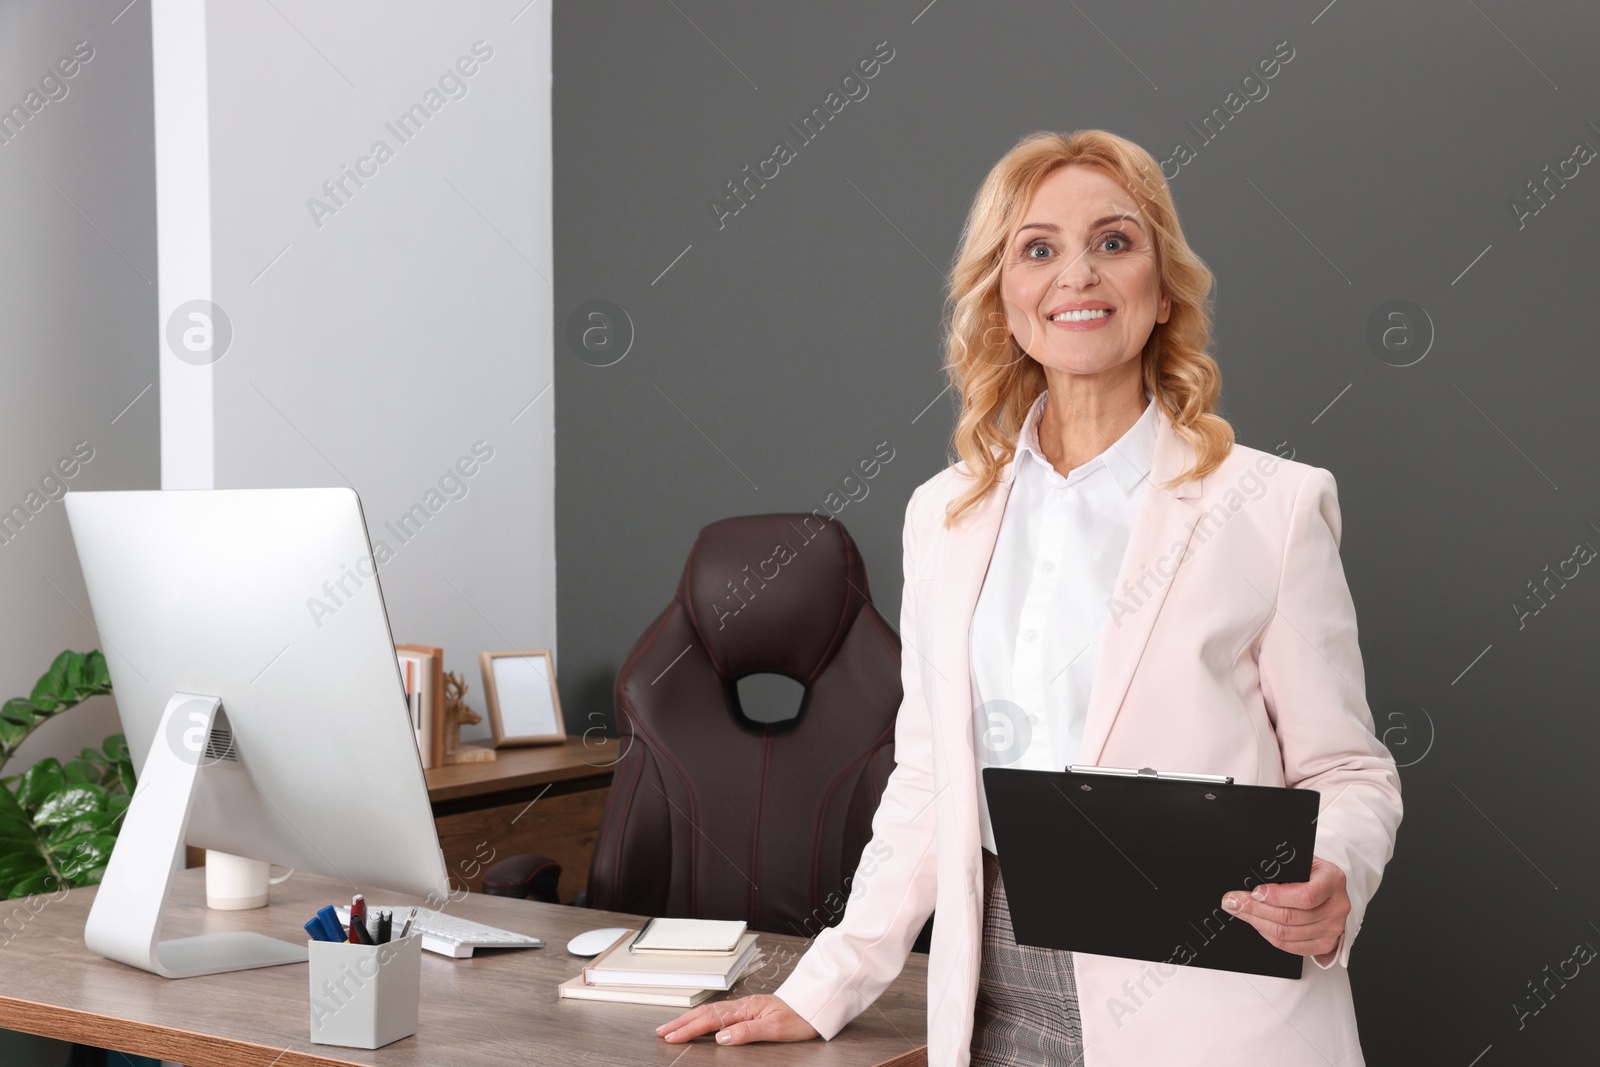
[982,765,1320,979]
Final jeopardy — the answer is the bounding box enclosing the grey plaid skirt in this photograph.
[970,848,1086,1066]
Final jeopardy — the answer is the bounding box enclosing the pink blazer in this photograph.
[774,404,1403,1066]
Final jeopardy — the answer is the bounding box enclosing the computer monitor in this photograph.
[63,488,450,979]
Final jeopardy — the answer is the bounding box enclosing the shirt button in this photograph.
[1027,714,1041,728]
[1022,629,1037,642]
[1041,561,1056,572]
[1055,488,1067,498]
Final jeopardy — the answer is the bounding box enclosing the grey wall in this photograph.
[554,0,1600,1061]
[201,0,554,742]
[0,2,158,771]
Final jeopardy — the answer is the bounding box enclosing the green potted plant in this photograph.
[0,650,132,900]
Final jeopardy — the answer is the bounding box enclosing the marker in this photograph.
[349,894,372,945]
[314,905,347,943]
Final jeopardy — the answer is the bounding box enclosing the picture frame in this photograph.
[479,649,567,747]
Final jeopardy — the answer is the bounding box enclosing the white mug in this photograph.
[205,850,295,910]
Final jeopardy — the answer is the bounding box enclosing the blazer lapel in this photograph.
[1077,406,1206,765]
[920,405,1207,768]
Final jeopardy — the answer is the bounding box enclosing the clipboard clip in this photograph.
[1067,764,1234,785]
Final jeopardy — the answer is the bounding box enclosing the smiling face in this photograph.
[998,164,1170,382]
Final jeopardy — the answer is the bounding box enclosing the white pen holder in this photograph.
[308,933,422,1049]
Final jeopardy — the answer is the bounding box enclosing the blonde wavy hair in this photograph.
[940,129,1233,526]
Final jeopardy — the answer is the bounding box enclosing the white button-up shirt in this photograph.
[970,388,1158,853]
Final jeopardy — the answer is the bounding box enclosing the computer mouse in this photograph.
[567,927,632,957]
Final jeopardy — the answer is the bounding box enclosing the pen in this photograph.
[375,908,392,945]
[398,907,417,939]
[350,894,372,945]
[305,916,333,942]
[627,916,658,954]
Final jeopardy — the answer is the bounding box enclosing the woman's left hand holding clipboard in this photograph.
[1220,856,1350,965]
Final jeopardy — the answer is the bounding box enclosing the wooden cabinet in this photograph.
[426,737,616,903]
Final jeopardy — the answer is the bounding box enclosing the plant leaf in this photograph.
[56,834,117,882]
[9,870,64,898]
[0,699,41,728]
[0,657,121,899]
[84,650,111,691]
[49,809,122,842]
[32,784,106,827]
[29,652,72,710]
[14,760,65,812]
[61,759,95,786]
[64,651,87,692]
[0,856,47,899]
[0,851,42,885]
[0,719,25,749]
[0,825,36,852]
[0,785,32,830]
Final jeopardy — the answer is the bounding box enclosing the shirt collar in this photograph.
[1015,388,1158,495]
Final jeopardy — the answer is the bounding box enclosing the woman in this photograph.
[657,129,1403,1066]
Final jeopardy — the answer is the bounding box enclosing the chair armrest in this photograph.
[481,854,563,903]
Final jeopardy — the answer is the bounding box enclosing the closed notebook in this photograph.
[559,953,766,1007]
[630,917,748,955]
[583,930,761,990]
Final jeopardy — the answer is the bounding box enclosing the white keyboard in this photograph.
[335,905,545,959]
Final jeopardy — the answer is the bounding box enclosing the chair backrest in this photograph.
[587,512,902,936]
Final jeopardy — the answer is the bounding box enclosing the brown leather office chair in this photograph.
[485,512,902,937]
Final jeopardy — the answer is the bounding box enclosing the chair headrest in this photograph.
[677,512,872,683]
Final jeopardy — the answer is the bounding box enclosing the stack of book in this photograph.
[559,918,764,1008]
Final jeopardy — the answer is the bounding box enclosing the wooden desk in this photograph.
[425,738,617,904]
[0,868,927,1066]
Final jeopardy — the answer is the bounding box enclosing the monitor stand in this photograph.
[83,693,309,978]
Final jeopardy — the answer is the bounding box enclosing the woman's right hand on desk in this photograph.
[657,994,819,1046]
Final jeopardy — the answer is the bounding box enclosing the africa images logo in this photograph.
[166,300,234,366]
